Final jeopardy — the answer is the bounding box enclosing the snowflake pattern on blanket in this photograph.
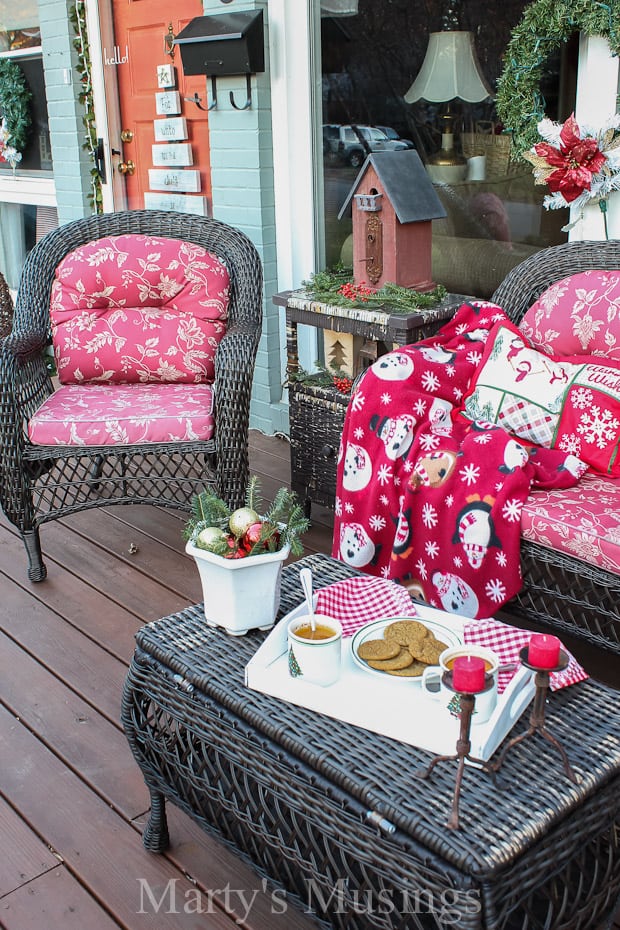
[331,302,587,619]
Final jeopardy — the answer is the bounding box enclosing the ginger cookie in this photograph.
[384,619,429,648]
[417,637,447,665]
[385,661,427,677]
[367,648,414,671]
[357,639,401,661]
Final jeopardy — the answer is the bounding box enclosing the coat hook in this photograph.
[230,73,252,110]
[184,92,208,111]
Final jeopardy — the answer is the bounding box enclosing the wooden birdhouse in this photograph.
[339,150,446,292]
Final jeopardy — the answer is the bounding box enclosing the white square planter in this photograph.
[185,539,290,635]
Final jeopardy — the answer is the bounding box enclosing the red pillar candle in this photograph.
[452,655,486,693]
[528,633,561,669]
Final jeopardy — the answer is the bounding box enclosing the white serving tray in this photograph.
[245,601,536,762]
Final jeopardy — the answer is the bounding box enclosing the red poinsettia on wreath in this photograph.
[524,112,620,208]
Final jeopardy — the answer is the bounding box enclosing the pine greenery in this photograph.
[184,477,309,558]
[0,60,32,155]
[301,267,446,314]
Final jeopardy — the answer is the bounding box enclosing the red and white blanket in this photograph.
[331,301,587,619]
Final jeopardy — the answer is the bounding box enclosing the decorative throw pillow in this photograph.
[462,319,620,476]
[51,235,230,385]
[519,270,620,362]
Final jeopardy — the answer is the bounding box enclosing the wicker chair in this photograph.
[491,239,620,656]
[0,210,262,581]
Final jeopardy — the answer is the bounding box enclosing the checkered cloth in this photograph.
[463,618,588,693]
[314,576,417,638]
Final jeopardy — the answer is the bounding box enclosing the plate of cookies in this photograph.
[351,616,462,680]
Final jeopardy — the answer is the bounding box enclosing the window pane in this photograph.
[0,0,40,49]
[320,0,571,298]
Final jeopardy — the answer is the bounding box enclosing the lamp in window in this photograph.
[405,6,492,182]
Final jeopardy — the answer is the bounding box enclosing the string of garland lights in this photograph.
[495,0,620,158]
[70,0,102,212]
[0,59,32,170]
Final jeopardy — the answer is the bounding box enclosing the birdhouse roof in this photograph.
[338,149,447,223]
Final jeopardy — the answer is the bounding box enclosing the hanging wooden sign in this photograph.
[153,117,188,142]
[144,192,207,215]
[155,91,182,116]
[152,143,193,167]
[148,168,201,192]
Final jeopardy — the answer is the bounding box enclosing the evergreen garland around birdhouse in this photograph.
[0,59,32,169]
[495,0,620,158]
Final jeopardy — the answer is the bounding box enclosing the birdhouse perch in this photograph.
[339,150,446,292]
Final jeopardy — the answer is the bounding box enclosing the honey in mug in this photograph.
[293,623,337,641]
[446,655,494,672]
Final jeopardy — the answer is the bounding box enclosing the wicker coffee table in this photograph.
[122,554,620,930]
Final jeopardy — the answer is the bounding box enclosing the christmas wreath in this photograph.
[0,59,32,169]
[495,0,620,158]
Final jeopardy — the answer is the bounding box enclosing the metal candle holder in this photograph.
[491,648,578,784]
[416,671,496,830]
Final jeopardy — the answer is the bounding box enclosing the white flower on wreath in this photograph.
[0,118,22,170]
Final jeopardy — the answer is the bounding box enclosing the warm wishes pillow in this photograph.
[462,320,620,476]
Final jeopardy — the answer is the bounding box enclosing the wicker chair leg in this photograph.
[142,790,170,853]
[22,529,47,582]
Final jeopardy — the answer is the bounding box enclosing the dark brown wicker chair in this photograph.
[0,210,262,581]
[491,239,620,656]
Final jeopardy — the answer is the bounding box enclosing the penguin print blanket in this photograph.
[331,300,586,619]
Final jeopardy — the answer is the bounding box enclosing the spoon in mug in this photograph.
[299,567,316,632]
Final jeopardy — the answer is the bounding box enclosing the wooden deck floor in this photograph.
[0,430,618,930]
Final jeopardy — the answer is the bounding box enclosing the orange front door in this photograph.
[109,0,211,211]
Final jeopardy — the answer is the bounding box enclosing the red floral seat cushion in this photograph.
[28,383,215,446]
[520,270,620,362]
[51,235,230,384]
[522,473,620,575]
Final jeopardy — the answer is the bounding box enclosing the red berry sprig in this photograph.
[333,375,354,394]
[337,280,373,303]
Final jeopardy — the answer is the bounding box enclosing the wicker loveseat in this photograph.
[490,239,620,657]
[0,210,263,582]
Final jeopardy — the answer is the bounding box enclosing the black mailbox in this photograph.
[174,9,264,77]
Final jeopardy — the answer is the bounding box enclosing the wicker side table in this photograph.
[122,554,620,930]
[276,290,465,514]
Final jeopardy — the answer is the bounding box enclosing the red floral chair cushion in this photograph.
[51,235,230,384]
[522,473,620,575]
[28,383,215,446]
[520,270,620,362]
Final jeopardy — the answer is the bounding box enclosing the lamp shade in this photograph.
[405,31,493,104]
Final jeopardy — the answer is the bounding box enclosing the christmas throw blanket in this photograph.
[331,301,587,619]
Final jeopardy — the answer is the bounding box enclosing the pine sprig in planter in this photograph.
[184,476,309,559]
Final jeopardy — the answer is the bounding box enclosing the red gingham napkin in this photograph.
[314,576,417,638]
[463,618,588,694]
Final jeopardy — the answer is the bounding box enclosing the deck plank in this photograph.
[0,798,59,897]
[0,867,123,930]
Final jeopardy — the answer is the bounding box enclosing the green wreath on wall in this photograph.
[495,0,620,158]
[0,59,32,165]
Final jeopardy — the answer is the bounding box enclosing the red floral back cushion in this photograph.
[51,235,230,384]
[520,270,620,362]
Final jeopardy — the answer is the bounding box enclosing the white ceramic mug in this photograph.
[287,614,342,687]
[421,645,499,724]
